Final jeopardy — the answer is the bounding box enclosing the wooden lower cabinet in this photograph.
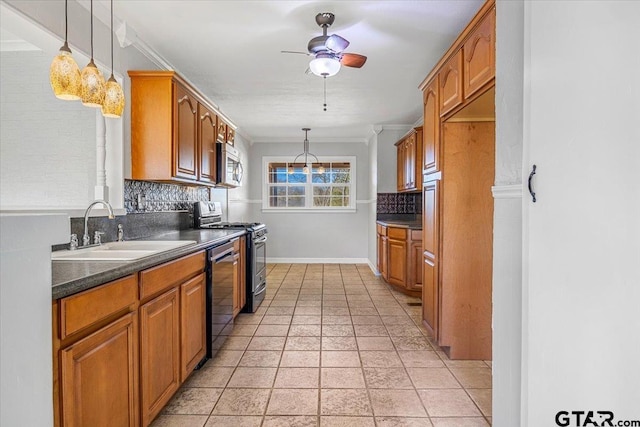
[377,223,422,294]
[180,273,206,383]
[387,229,408,286]
[140,287,180,426]
[60,312,138,427]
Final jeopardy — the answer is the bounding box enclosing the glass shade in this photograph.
[317,165,325,174]
[49,43,81,100]
[80,59,106,107]
[288,166,294,174]
[101,75,125,118]
[309,55,341,77]
[302,164,310,174]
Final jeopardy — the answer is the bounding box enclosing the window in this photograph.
[263,156,356,211]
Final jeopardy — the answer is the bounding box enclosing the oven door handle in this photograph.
[254,283,267,296]
[254,236,268,244]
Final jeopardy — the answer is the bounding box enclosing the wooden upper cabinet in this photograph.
[463,8,495,99]
[129,70,234,186]
[174,83,198,180]
[198,103,217,184]
[217,120,227,144]
[226,126,236,146]
[396,128,423,192]
[439,50,464,116]
[396,140,405,192]
[422,77,440,175]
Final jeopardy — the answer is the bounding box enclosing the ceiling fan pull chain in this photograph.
[323,76,327,111]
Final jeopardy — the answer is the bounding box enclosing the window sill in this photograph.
[261,208,357,214]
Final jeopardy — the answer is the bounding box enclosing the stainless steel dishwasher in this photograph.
[206,240,236,359]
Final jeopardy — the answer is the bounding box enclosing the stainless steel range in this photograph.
[194,202,267,313]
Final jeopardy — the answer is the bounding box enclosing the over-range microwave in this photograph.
[216,142,243,187]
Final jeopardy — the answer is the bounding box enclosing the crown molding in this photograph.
[250,136,368,144]
[491,184,523,199]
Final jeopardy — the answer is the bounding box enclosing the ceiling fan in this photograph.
[282,12,367,77]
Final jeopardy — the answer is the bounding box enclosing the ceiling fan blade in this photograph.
[326,34,349,53]
[281,50,312,56]
[341,53,367,68]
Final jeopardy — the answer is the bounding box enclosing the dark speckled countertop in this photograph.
[376,219,422,230]
[52,229,246,299]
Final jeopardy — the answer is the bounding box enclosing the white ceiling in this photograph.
[108,1,483,142]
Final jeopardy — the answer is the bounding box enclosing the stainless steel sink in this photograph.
[52,240,197,261]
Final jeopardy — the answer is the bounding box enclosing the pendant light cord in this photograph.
[323,76,327,112]
[110,0,114,75]
[90,0,94,59]
[64,0,68,42]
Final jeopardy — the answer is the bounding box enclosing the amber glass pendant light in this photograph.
[49,0,81,100]
[102,0,125,118]
[80,0,106,107]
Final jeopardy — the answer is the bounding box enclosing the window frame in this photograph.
[262,156,357,213]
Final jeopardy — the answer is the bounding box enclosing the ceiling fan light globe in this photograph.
[309,56,341,77]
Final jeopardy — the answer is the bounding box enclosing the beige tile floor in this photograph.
[151,264,492,427]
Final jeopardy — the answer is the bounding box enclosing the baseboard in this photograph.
[367,259,381,276]
[267,257,370,264]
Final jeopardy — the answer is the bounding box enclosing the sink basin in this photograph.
[52,240,197,261]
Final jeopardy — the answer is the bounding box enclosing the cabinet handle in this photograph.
[528,164,537,203]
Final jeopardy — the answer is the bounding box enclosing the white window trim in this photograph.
[262,156,357,213]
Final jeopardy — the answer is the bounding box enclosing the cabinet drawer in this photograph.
[140,251,205,300]
[60,275,137,340]
[376,224,387,236]
[411,230,423,241]
[388,227,407,240]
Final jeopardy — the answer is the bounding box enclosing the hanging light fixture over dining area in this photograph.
[289,128,325,175]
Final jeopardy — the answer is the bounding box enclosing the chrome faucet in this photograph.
[83,200,115,247]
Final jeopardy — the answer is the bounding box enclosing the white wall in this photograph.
[243,140,370,261]
[1,0,159,214]
[0,49,97,209]
[367,129,380,270]
[492,1,524,425]
[376,126,410,193]
[0,214,68,427]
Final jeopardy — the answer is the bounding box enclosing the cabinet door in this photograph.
[174,83,198,180]
[217,120,227,144]
[396,141,405,192]
[60,312,138,427]
[226,126,235,146]
[381,236,389,281]
[408,237,423,292]
[388,238,408,286]
[140,287,180,426]
[423,78,440,174]
[422,179,440,337]
[197,103,217,184]
[463,8,495,99]
[406,134,415,190]
[180,273,206,382]
[439,50,464,116]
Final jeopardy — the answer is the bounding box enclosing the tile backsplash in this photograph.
[377,192,422,215]
[124,179,210,214]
